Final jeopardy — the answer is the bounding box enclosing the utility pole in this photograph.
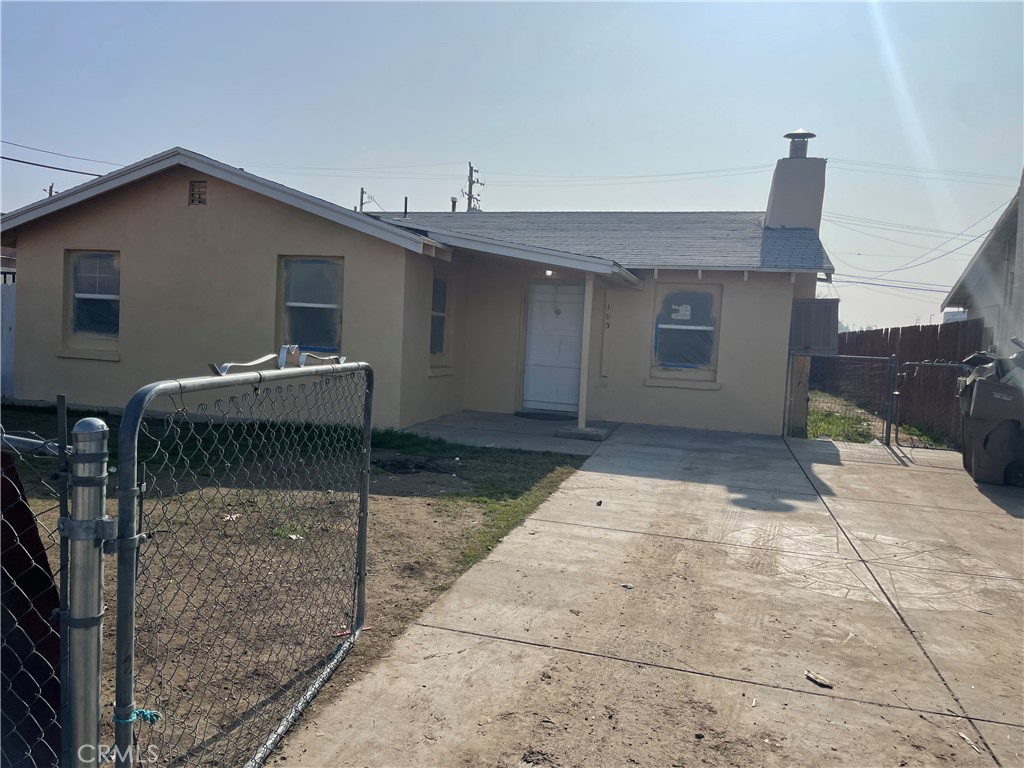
[359,187,366,212]
[466,163,483,212]
[46,183,54,197]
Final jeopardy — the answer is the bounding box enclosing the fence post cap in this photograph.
[72,417,108,435]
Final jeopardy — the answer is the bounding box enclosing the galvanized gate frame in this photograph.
[111,363,373,768]
[784,352,898,445]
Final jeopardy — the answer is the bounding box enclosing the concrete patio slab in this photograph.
[407,410,621,456]
[825,496,1024,579]
[285,627,998,768]
[414,521,955,713]
[280,428,1024,767]
[974,721,1024,766]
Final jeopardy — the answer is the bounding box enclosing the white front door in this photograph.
[522,283,585,412]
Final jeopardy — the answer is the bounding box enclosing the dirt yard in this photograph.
[1,406,583,766]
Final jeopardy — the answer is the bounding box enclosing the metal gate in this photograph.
[786,353,897,444]
[2,359,372,767]
[112,362,372,767]
[893,360,967,450]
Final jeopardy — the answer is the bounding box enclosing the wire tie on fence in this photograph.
[113,708,161,725]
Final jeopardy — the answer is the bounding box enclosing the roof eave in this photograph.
[941,190,1020,310]
[416,225,640,285]
[616,264,833,275]
[0,148,425,253]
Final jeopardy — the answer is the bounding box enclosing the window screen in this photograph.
[73,252,120,336]
[430,277,447,355]
[282,258,343,352]
[655,291,715,368]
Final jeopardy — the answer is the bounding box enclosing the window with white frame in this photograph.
[281,258,343,353]
[71,251,120,336]
[430,277,448,356]
[654,289,717,368]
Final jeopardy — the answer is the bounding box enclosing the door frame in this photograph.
[518,279,586,413]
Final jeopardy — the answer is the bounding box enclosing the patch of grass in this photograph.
[371,428,453,456]
[372,428,586,570]
[452,463,579,571]
[898,423,956,450]
[806,409,874,443]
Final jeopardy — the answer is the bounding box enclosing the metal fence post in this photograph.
[66,419,109,767]
[884,354,897,446]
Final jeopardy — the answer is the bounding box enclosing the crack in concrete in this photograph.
[786,441,1007,767]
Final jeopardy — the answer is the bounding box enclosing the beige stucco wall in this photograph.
[398,252,467,426]
[10,166,411,426]
[461,257,573,413]
[590,270,796,435]
[454,257,798,436]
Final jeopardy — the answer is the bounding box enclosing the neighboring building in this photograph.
[942,174,1022,355]
[942,310,968,324]
[0,132,835,435]
[1,246,15,398]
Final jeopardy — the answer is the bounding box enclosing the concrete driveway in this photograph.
[282,425,1023,768]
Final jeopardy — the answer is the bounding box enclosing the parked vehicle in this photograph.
[957,337,1024,486]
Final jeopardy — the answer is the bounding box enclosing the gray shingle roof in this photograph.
[378,211,833,273]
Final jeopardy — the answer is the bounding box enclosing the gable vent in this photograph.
[188,180,208,206]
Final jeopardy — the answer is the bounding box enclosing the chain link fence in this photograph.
[787,354,896,444]
[113,364,372,767]
[894,361,967,450]
[1,407,68,768]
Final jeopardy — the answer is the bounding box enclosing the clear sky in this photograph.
[2,1,1021,328]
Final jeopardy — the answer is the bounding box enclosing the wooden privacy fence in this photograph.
[839,320,985,449]
[838,319,984,363]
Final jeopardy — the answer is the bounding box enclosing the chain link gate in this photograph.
[111,362,372,767]
[786,354,897,444]
[893,360,967,450]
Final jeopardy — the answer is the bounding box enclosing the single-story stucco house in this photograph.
[942,172,1022,356]
[0,131,836,435]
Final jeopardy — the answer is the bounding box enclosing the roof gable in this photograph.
[0,147,426,252]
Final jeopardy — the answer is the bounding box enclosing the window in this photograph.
[430,277,447,356]
[654,290,716,368]
[71,251,120,336]
[188,180,207,205]
[281,258,343,352]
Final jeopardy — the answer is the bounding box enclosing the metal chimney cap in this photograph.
[784,129,816,140]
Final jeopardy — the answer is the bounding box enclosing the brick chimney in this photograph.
[764,129,826,231]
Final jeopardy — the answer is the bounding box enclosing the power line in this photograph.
[834,281,942,306]
[870,198,1011,278]
[828,164,1017,188]
[822,217,979,240]
[831,271,951,289]
[823,211,983,239]
[244,160,465,172]
[0,140,122,166]
[482,164,773,181]
[831,256,966,264]
[822,218,973,249]
[828,252,965,274]
[485,168,774,188]
[830,158,1017,182]
[1,155,102,176]
[832,279,950,294]
[258,168,463,181]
